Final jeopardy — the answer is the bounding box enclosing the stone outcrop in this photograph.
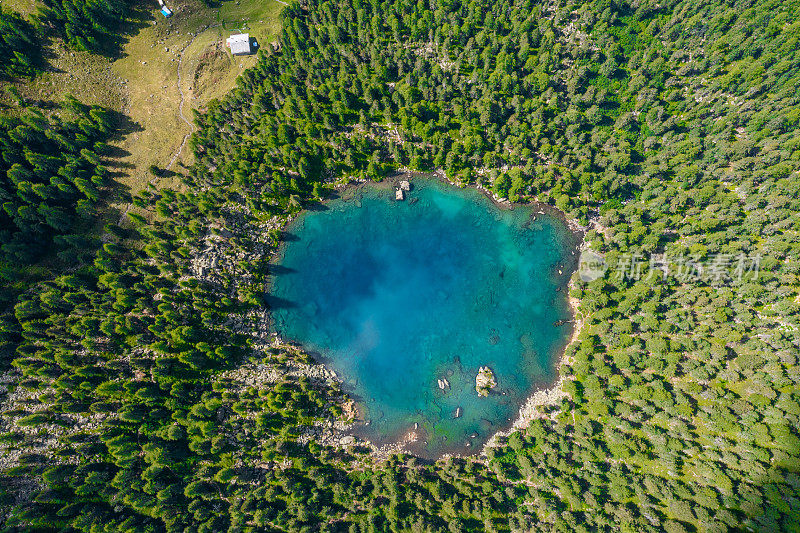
[475,366,496,397]
[394,178,411,200]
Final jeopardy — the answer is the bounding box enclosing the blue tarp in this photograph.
[160,7,172,17]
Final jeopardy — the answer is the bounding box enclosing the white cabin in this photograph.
[227,33,254,55]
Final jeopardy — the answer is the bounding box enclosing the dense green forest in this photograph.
[0,96,115,277]
[1,0,800,531]
[38,0,130,52]
[0,8,39,78]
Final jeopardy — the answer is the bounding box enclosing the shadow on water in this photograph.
[268,264,296,275]
[264,294,297,310]
[303,349,372,416]
[305,202,330,212]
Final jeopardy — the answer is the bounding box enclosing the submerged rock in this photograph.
[475,366,497,397]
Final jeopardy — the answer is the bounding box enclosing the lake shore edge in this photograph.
[265,170,586,462]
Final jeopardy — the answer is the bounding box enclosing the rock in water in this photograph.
[454,406,462,418]
[475,366,497,397]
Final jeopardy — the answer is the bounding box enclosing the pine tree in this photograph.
[0,7,39,78]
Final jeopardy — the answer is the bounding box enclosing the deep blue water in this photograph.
[270,178,576,458]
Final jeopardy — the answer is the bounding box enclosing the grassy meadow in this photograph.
[3,0,285,201]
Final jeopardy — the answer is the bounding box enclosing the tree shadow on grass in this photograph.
[97,111,143,205]
[106,109,145,141]
[94,3,155,60]
[86,110,145,221]
[102,145,134,162]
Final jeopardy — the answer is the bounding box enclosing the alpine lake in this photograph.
[269,177,579,458]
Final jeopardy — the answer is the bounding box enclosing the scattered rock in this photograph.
[437,378,450,391]
[341,399,357,420]
[395,188,405,201]
[399,180,411,191]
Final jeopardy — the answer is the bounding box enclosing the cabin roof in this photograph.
[227,33,252,55]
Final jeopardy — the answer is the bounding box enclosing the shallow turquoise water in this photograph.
[270,179,577,458]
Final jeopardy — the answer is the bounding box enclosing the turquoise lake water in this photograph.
[270,178,577,458]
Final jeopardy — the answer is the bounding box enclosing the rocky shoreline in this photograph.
[483,276,585,451]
